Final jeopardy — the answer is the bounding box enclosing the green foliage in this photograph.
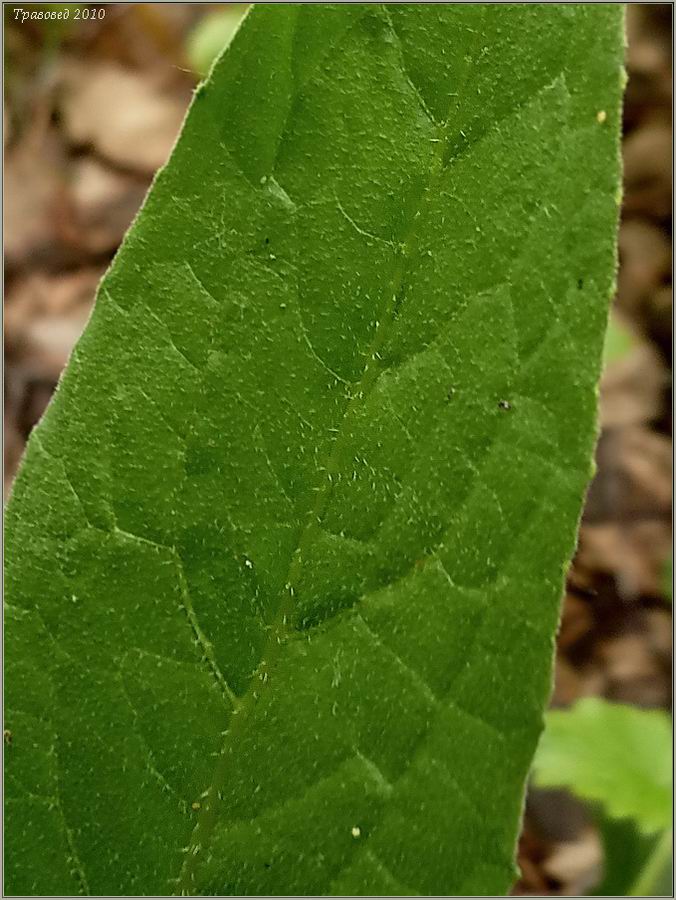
[5,5,623,896]
[628,828,673,897]
[534,698,672,896]
[186,6,247,77]
[592,815,659,896]
[534,698,672,835]
[602,313,637,367]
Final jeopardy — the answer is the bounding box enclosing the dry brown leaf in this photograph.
[3,130,68,271]
[587,427,672,522]
[600,343,668,428]
[577,521,672,600]
[622,124,672,220]
[69,157,149,254]
[541,830,602,897]
[60,61,188,173]
[5,269,102,378]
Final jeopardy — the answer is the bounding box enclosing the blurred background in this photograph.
[3,4,672,896]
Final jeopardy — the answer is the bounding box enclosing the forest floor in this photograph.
[4,5,672,895]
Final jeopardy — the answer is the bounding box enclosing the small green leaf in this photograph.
[534,698,672,835]
[186,6,247,77]
[602,313,637,367]
[629,828,673,897]
[591,814,658,896]
[5,5,624,896]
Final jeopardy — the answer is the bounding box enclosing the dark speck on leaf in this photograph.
[577,277,584,289]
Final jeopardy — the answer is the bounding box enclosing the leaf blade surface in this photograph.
[5,5,624,896]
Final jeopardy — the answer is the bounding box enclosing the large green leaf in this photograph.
[5,5,623,896]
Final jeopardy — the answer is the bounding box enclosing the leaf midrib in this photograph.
[175,9,568,892]
[173,75,452,900]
